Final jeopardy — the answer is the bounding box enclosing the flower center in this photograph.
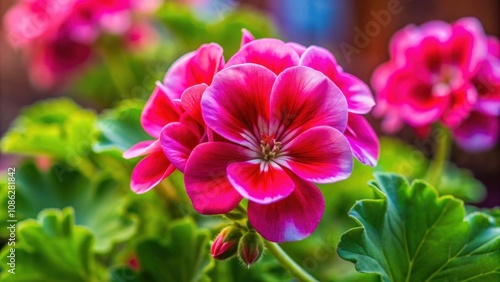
[432,64,462,97]
[260,133,281,161]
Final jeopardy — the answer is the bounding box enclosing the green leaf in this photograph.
[109,266,139,282]
[337,173,500,282]
[93,99,150,155]
[0,208,102,282]
[156,2,278,57]
[1,98,97,164]
[0,162,137,253]
[137,219,214,282]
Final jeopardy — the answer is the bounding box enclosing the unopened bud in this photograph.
[211,226,243,260]
[238,230,264,267]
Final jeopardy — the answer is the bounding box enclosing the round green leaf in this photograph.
[337,173,500,282]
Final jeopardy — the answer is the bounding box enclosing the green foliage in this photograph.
[1,99,97,169]
[0,162,137,253]
[109,266,139,282]
[94,99,150,155]
[0,208,103,282]
[337,173,500,282]
[156,2,277,58]
[136,219,213,282]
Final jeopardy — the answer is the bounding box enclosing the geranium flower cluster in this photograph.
[125,30,379,242]
[4,0,158,88]
[372,17,500,151]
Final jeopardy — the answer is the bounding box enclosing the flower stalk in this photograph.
[264,240,319,282]
[426,126,451,187]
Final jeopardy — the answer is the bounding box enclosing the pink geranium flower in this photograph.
[124,43,224,193]
[4,0,159,88]
[3,0,74,48]
[372,17,500,151]
[125,31,378,242]
[184,64,353,242]
[226,35,379,165]
[28,31,93,89]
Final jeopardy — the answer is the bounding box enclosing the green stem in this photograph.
[426,126,451,187]
[264,240,319,282]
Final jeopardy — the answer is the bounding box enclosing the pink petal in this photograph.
[282,126,353,183]
[202,64,276,145]
[286,42,307,56]
[389,24,420,65]
[299,46,338,71]
[270,66,348,141]
[141,84,181,138]
[393,21,451,67]
[450,17,488,75]
[240,28,255,46]
[453,111,499,152]
[248,174,324,242]
[123,140,159,159]
[441,85,477,128]
[227,161,294,204]
[160,115,204,172]
[226,39,300,75]
[181,84,207,125]
[163,43,224,100]
[487,36,499,58]
[477,97,500,117]
[335,72,375,114]
[473,60,500,116]
[386,69,448,127]
[344,114,380,166]
[380,111,404,133]
[184,142,254,214]
[98,11,132,35]
[131,151,175,194]
[411,36,446,73]
[371,62,397,98]
[301,46,374,113]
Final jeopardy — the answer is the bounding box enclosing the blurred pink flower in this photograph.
[124,43,224,193]
[124,22,157,52]
[28,31,92,88]
[4,0,75,48]
[66,0,134,44]
[372,17,500,151]
[184,64,352,242]
[4,0,159,88]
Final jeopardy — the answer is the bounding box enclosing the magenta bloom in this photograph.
[123,31,378,242]
[184,64,353,242]
[373,17,500,151]
[4,0,159,88]
[226,35,379,165]
[28,31,93,89]
[124,43,224,193]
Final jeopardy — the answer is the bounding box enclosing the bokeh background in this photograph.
[2,0,498,205]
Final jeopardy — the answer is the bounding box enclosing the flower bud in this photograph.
[211,225,243,260]
[238,230,264,267]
